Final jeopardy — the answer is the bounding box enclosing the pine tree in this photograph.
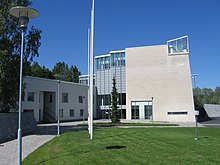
[111,76,120,123]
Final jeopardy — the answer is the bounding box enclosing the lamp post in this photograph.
[195,110,199,141]
[10,6,39,165]
[83,96,85,123]
[191,74,198,89]
[54,74,62,136]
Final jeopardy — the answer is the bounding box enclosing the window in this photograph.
[131,101,153,120]
[118,93,126,105]
[49,94,53,103]
[70,109,74,117]
[62,93,68,103]
[119,109,126,119]
[59,109,63,117]
[79,79,88,85]
[96,56,110,70]
[144,104,152,120]
[23,109,34,113]
[111,52,126,67]
[27,92,34,102]
[79,96,84,103]
[131,105,139,119]
[167,36,189,55]
[168,112,188,115]
[80,109,84,116]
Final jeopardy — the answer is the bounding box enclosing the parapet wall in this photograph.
[204,104,220,118]
[0,112,37,143]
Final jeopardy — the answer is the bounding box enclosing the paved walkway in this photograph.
[0,134,55,165]
[0,120,203,165]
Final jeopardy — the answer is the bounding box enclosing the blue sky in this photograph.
[30,0,220,89]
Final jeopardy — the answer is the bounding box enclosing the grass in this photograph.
[23,128,220,165]
[77,122,179,127]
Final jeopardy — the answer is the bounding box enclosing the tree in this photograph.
[111,76,120,123]
[30,62,53,79]
[214,87,220,104]
[193,87,220,106]
[0,0,42,112]
[52,62,81,83]
[69,65,81,83]
[52,62,71,81]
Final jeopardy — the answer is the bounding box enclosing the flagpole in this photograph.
[88,27,91,135]
[89,0,95,140]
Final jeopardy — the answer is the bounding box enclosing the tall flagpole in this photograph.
[88,27,91,135]
[89,0,95,140]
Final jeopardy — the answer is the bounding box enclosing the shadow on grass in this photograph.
[199,136,209,139]
[106,145,127,149]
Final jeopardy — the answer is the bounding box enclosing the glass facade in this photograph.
[119,109,126,119]
[97,95,111,106]
[96,52,125,70]
[111,52,125,67]
[79,79,88,85]
[96,56,110,70]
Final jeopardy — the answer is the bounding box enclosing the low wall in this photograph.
[204,104,220,118]
[0,112,37,143]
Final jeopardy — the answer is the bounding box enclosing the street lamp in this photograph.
[191,74,198,89]
[82,96,85,123]
[195,110,199,141]
[54,74,62,136]
[10,6,39,165]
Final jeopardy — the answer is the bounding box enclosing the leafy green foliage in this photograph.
[111,76,120,123]
[52,62,81,83]
[193,87,220,106]
[0,0,41,112]
[30,62,54,79]
[29,61,81,83]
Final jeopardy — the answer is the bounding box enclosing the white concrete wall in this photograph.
[22,76,90,122]
[126,45,195,122]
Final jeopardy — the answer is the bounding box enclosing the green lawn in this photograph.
[23,128,220,165]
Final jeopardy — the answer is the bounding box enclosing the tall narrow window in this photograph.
[27,92,34,102]
[79,96,84,103]
[49,94,53,103]
[59,109,63,117]
[131,105,139,119]
[62,93,68,103]
[80,109,84,116]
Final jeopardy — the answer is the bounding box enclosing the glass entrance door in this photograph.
[144,102,152,120]
[131,101,153,120]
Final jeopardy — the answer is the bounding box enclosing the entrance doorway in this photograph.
[131,101,153,120]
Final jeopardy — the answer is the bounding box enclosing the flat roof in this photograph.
[25,76,88,87]
[110,49,125,53]
[95,54,110,59]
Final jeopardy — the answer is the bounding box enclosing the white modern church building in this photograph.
[23,36,195,123]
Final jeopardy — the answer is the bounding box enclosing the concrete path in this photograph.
[0,120,203,165]
[200,117,220,128]
[0,134,54,165]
